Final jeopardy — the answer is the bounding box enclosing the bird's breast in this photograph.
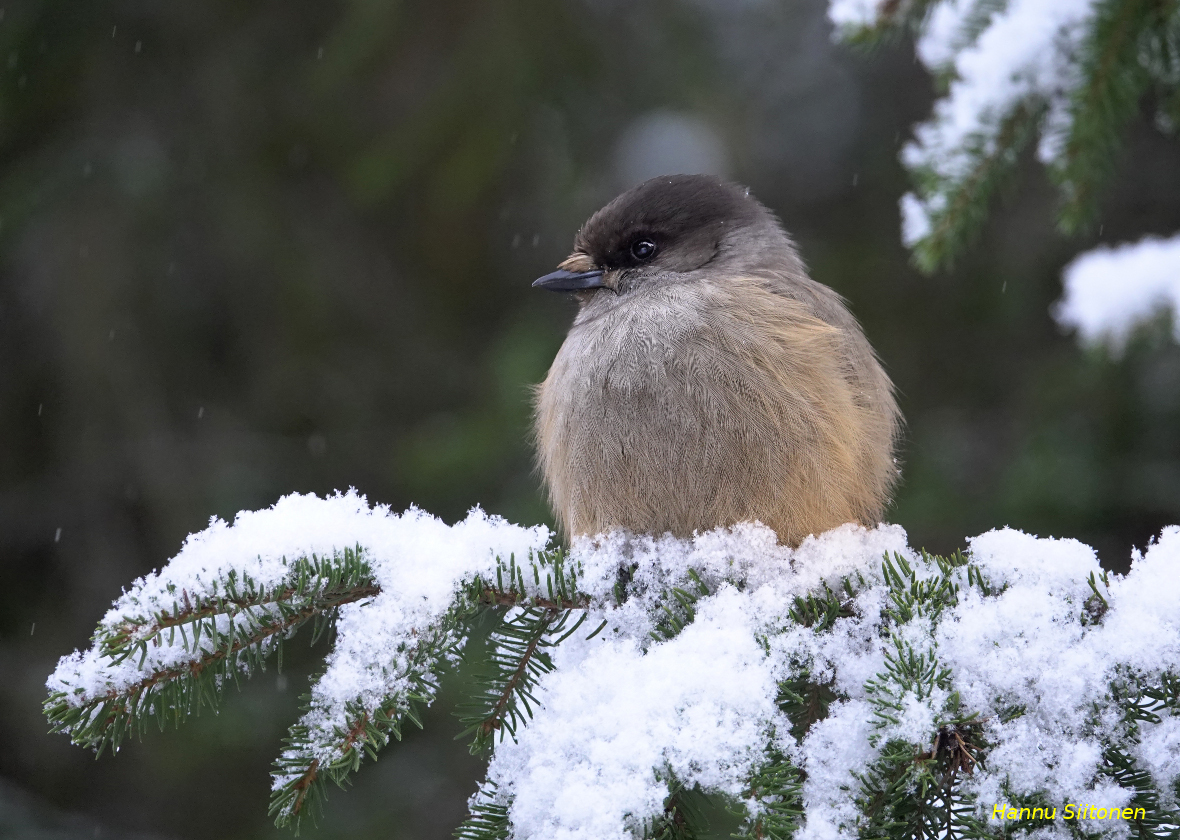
[534,276,894,543]
[536,281,804,528]
[551,287,729,413]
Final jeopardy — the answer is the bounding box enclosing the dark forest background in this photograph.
[2,1,1178,838]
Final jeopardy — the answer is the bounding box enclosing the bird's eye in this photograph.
[630,238,657,261]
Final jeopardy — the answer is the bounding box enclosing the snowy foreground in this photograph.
[48,492,1180,840]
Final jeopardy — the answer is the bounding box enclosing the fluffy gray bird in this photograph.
[532,175,900,547]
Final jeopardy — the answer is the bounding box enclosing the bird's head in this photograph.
[533,174,800,301]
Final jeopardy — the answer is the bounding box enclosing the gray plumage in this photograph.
[533,175,900,546]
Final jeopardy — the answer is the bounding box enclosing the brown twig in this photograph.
[106,579,380,650]
[478,608,557,738]
[86,583,381,719]
[477,588,589,611]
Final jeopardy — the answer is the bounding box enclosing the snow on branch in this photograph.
[1054,232,1180,351]
[830,0,1180,272]
[46,493,1180,840]
[45,492,552,827]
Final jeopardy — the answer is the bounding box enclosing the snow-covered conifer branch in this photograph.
[456,605,583,754]
[44,494,1180,840]
[454,548,595,755]
[276,545,596,825]
[44,546,378,757]
[638,776,717,840]
[830,0,942,45]
[733,747,805,840]
[851,550,992,840]
[465,546,591,613]
[44,492,556,831]
[647,569,711,643]
[457,783,513,840]
[268,606,466,827]
[829,0,1180,273]
[1052,0,1151,230]
[908,101,1046,273]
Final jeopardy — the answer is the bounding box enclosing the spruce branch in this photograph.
[1138,671,1180,717]
[1084,569,1113,624]
[1103,670,1180,838]
[855,547,992,840]
[864,637,956,731]
[641,775,714,840]
[996,789,1060,834]
[1053,0,1170,234]
[776,574,863,740]
[986,669,1180,840]
[44,547,378,757]
[847,0,1180,270]
[650,569,710,643]
[1099,744,1180,840]
[778,671,841,741]
[456,605,586,754]
[855,720,990,840]
[270,609,465,830]
[455,783,512,840]
[880,548,986,625]
[99,555,371,655]
[909,98,1046,273]
[456,547,595,754]
[45,495,1180,840]
[270,544,584,830]
[734,747,805,840]
[787,575,861,630]
[465,548,591,612]
[942,0,1011,70]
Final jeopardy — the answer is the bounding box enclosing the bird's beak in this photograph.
[532,268,606,292]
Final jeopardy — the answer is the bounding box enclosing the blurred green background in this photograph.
[2,1,1178,838]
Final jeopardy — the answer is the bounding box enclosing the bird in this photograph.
[531,174,900,547]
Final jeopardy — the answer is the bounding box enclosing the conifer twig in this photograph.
[1053,0,1166,233]
[910,99,1046,273]
[457,548,593,754]
[270,616,459,829]
[45,547,378,756]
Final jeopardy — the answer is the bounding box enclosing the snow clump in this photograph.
[1054,233,1180,351]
